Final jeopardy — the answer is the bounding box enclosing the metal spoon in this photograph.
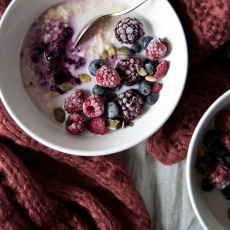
[73,0,148,49]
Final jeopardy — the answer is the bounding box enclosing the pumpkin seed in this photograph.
[79,74,91,82]
[106,93,117,100]
[117,46,131,56]
[228,208,230,220]
[49,91,59,97]
[109,48,117,56]
[122,120,125,129]
[145,76,157,82]
[198,148,206,157]
[125,121,134,128]
[54,107,65,123]
[103,51,109,60]
[114,119,120,126]
[105,119,117,130]
[136,66,147,76]
[58,82,73,91]
[216,157,222,162]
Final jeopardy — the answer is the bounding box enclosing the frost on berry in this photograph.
[96,66,121,88]
[66,113,86,135]
[155,60,168,78]
[114,17,145,44]
[83,95,104,117]
[116,55,143,86]
[145,38,168,60]
[64,89,84,114]
[205,162,230,189]
[116,89,145,121]
[215,110,230,133]
[86,115,108,135]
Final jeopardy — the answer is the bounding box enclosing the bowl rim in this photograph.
[186,90,230,230]
[0,0,188,156]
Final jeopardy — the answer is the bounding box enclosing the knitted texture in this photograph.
[147,0,230,165]
[0,2,151,229]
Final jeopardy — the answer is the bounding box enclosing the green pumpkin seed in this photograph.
[125,121,134,128]
[103,51,109,60]
[105,119,117,130]
[49,91,59,97]
[216,157,222,162]
[54,107,65,123]
[109,48,117,56]
[117,46,131,56]
[122,120,125,129]
[106,93,117,100]
[58,82,73,91]
[136,66,147,76]
[145,76,157,82]
[80,74,91,82]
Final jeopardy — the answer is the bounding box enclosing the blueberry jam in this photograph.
[29,27,86,93]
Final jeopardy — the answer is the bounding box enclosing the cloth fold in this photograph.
[147,0,230,165]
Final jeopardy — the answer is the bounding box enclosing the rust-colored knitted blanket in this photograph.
[0,0,230,229]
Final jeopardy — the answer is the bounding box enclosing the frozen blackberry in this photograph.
[114,17,145,44]
[116,55,143,86]
[116,89,145,121]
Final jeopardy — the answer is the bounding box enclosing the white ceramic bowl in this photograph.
[0,0,187,156]
[187,90,230,230]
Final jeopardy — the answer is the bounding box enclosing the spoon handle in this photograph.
[73,0,148,49]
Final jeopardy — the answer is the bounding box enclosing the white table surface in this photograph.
[120,140,203,230]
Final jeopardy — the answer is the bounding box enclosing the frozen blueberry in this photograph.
[131,42,142,53]
[201,150,215,164]
[140,79,155,87]
[110,84,121,92]
[201,178,214,192]
[144,59,159,76]
[203,130,221,149]
[146,93,158,105]
[113,117,123,129]
[142,36,154,49]
[223,155,230,166]
[139,82,151,96]
[92,85,107,96]
[213,144,227,159]
[105,101,119,118]
[89,60,105,76]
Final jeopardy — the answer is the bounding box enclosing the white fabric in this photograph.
[119,141,203,230]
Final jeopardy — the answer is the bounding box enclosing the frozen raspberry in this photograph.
[116,89,145,121]
[221,133,230,152]
[151,83,163,94]
[96,66,121,88]
[146,38,168,60]
[116,55,143,86]
[215,110,230,133]
[205,162,230,189]
[83,95,104,117]
[66,113,86,135]
[64,89,84,114]
[114,17,145,44]
[86,115,108,135]
[155,60,168,78]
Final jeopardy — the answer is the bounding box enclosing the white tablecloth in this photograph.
[120,141,203,230]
